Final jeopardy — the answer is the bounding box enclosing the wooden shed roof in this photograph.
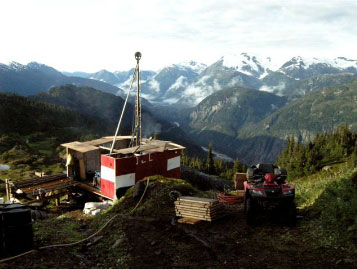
[61,137,184,154]
[60,141,99,153]
[84,136,131,146]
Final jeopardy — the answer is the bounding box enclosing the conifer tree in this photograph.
[233,159,241,173]
[207,142,215,175]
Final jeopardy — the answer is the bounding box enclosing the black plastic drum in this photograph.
[0,204,33,257]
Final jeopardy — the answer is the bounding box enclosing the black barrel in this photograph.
[1,204,33,256]
[0,212,3,258]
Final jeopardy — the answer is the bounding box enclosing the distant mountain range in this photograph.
[63,54,357,106]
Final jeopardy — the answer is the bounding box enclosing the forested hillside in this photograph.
[0,93,108,139]
[277,125,357,179]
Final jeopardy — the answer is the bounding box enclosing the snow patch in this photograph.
[333,57,357,69]
[174,61,207,73]
[280,56,357,71]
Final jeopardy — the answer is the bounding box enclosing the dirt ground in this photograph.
[3,203,356,269]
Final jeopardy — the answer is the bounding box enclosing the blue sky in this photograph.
[0,0,356,72]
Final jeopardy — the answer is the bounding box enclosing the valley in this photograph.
[2,55,357,164]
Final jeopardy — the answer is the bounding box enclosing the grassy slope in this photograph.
[291,163,357,252]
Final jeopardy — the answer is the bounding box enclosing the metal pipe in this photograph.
[109,63,138,154]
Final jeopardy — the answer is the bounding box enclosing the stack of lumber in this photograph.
[175,196,225,222]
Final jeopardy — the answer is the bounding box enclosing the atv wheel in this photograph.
[285,202,297,226]
[246,197,256,225]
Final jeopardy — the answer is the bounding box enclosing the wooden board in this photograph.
[14,174,67,188]
[175,207,224,214]
[177,196,218,204]
[175,213,225,222]
[175,210,224,218]
[19,178,78,195]
[174,201,214,208]
[175,205,223,213]
[177,217,202,225]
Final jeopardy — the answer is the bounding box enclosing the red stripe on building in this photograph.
[101,179,115,198]
[101,155,115,169]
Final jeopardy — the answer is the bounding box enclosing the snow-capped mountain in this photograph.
[218,53,275,79]
[176,55,263,106]
[135,61,206,104]
[58,54,357,106]
[259,56,357,97]
[332,57,357,70]
[89,69,122,85]
[278,56,357,79]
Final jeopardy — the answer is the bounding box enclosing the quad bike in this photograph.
[244,163,296,226]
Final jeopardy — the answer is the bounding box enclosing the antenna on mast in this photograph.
[134,51,142,146]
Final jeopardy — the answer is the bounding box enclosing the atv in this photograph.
[244,163,296,226]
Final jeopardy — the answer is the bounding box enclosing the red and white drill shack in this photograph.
[61,52,185,200]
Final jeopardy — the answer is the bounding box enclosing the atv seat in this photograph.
[257,163,275,174]
[247,164,288,184]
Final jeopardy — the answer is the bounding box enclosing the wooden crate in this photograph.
[235,173,247,190]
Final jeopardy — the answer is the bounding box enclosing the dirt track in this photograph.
[122,205,354,268]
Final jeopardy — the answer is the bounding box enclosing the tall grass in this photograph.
[291,164,357,252]
[292,163,350,209]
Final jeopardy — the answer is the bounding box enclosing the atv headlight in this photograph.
[283,189,294,195]
[251,189,264,196]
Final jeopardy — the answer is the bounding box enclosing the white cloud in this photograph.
[148,79,160,93]
[167,76,188,92]
[259,82,286,96]
[0,0,356,72]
